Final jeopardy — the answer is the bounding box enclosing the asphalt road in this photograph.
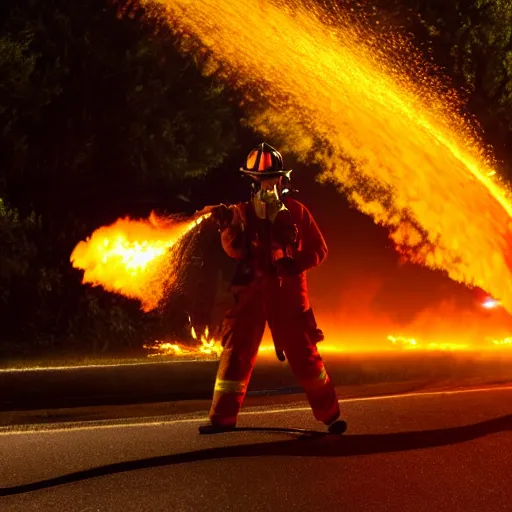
[1,386,511,512]
[4,352,512,411]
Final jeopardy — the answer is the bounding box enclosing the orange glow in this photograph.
[314,297,512,354]
[144,332,512,360]
[143,318,512,360]
[482,298,501,309]
[141,0,512,313]
[190,324,223,356]
[144,321,222,358]
[387,335,470,352]
[71,212,211,311]
[491,337,512,346]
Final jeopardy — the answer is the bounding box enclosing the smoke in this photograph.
[312,262,512,349]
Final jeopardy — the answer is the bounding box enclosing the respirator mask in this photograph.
[252,179,286,221]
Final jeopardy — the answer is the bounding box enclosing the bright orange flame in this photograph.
[387,334,470,352]
[145,319,512,360]
[144,323,223,358]
[70,212,211,311]
[490,337,512,346]
[145,331,512,360]
[190,324,223,356]
[142,0,512,312]
[482,298,501,309]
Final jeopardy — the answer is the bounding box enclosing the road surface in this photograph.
[1,386,511,511]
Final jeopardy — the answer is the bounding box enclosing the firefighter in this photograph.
[199,143,346,435]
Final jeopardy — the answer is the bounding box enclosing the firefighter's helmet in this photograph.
[240,143,292,179]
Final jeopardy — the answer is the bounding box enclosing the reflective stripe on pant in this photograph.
[209,286,266,426]
[209,278,339,426]
[269,311,339,424]
[267,276,339,424]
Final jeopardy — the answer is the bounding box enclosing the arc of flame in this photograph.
[145,0,512,313]
[70,212,211,311]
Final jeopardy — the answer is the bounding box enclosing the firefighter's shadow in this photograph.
[2,413,511,497]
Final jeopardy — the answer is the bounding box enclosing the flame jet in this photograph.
[71,212,211,311]
[141,0,512,312]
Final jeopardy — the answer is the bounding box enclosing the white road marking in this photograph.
[0,359,214,372]
[1,384,511,436]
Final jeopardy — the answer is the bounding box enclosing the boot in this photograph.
[327,420,347,435]
[198,423,236,434]
[325,412,347,435]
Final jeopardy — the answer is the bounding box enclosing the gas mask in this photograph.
[251,181,286,221]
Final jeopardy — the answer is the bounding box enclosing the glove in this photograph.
[212,204,234,230]
[301,308,324,344]
[276,223,298,246]
[275,257,302,277]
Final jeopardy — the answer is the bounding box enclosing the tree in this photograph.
[0,0,237,220]
[429,1,512,161]
[371,0,512,168]
[0,0,239,359]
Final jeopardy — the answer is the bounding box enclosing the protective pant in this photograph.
[209,278,340,426]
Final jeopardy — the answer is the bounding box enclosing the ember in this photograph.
[144,323,222,359]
